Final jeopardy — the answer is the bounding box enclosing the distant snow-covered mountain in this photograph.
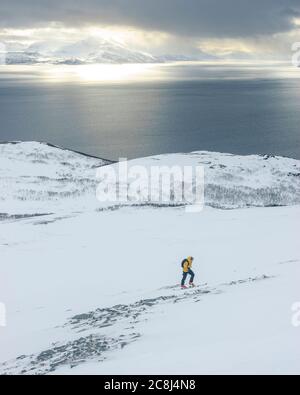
[5,51,46,65]
[54,38,157,64]
[3,39,158,65]
[2,38,215,65]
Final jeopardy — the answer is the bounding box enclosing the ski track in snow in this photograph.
[0,275,273,375]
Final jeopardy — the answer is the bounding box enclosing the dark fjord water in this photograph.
[0,63,299,160]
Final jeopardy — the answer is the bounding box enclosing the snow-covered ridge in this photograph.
[129,151,300,209]
[0,141,300,214]
[0,142,112,214]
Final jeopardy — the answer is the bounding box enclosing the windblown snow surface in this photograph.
[0,142,299,375]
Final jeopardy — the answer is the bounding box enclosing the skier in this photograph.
[181,256,195,289]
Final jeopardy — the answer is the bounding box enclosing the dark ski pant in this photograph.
[181,269,195,286]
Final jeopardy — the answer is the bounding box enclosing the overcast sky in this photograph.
[0,0,299,59]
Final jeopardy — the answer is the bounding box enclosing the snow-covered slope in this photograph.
[109,152,300,209]
[0,142,299,375]
[1,142,300,215]
[0,142,112,215]
[0,204,299,375]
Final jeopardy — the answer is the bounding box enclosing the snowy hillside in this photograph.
[108,152,300,209]
[0,142,299,375]
[1,142,300,215]
[0,142,112,215]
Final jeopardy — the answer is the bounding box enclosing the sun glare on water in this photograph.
[44,63,162,83]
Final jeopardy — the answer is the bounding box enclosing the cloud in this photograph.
[0,0,299,39]
[1,1,299,61]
